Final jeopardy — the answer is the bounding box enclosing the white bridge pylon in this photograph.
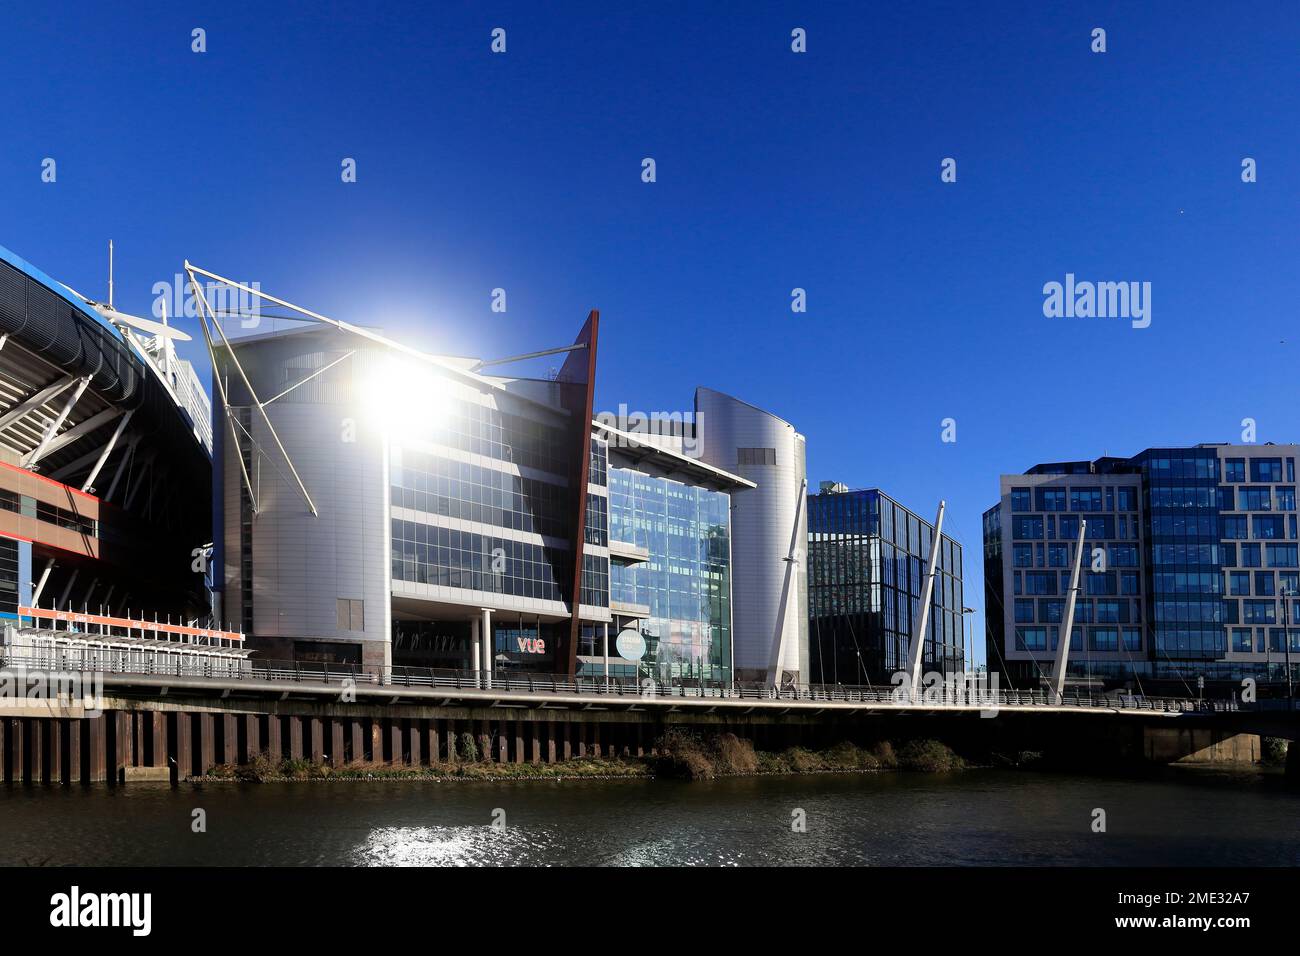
[1051,518,1088,703]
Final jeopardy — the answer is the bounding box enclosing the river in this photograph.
[1,768,1296,866]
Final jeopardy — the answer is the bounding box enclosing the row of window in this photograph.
[1010,486,1139,513]
[1014,626,1143,652]
[1223,457,1293,484]
[391,448,570,539]
[1230,627,1300,653]
[390,519,571,603]
[1012,542,1140,568]
[0,489,97,539]
[1014,598,1140,624]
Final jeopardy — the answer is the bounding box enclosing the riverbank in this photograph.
[199,733,968,784]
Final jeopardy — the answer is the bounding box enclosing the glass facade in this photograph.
[603,467,732,682]
[807,488,964,686]
[987,444,1300,688]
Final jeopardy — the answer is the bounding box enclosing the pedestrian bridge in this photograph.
[0,648,1235,718]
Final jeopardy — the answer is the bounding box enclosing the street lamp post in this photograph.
[1282,586,1295,704]
[962,606,975,675]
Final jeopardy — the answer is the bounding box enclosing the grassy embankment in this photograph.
[202,730,966,782]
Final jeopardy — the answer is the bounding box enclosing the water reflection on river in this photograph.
[0,768,1296,866]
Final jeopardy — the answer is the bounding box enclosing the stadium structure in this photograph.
[0,243,216,643]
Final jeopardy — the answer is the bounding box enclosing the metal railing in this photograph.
[0,650,1236,713]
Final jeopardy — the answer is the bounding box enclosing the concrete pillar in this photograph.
[29,719,45,783]
[69,718,84,783]
[134,713,145,768]
[6,723,22,780]
[529,721,541,763]
[90,715,108,783]
[562,721,573,761]
[242,714,259,763]
[288,716,304,761]
[576,721,587,759]
[477,719,490,763]
[310,718,325,763]
[427,721,441,764]
[371,719,383,763]
[198,713,216,774]
[330,720,345,766]
[265,715,281,763]
[351,721,365,764]
[223,715,238,765]
[408,721,423,766]
[390,719,404,764]
[113,712,131,782]
[481,608,494,689]
[50,719,65,784]
[592,722,602,759]
[446,720,458,763]
[497,722,508,764]
[151,712,168,767]
[173,713,192,780]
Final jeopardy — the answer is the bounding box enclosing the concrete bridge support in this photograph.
[0,697,1286,785]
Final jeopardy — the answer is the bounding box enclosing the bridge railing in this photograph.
[0,649,1235,712]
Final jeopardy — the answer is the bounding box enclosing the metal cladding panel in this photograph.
[694,387,808,677]
[244,401,390,658]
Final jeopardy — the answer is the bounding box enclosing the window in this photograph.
[1047,544,1069,567]
[1255,572,1275,596]
[337,598,365,631]
[737,447,777,466]
[1229,571,1251,596]
[1278,487,1297,511]
[1089,628,1119,651]
[1243,600,1276,625]
[1024,571,1057,595]
[1242,543,1262,567]
[1253,515,1285,539]
[1035,488,1067,511]
[1109,543,1139,567]
[1012,516,1044,540]
[1070,488,1103,511]
[1231,628,1254,653]
[1239,487,1272,511]
[1117,487,1136,511]
[1122,626,1142,651]
[1266,543,1298,568]
[1225,458,1246,482]
[1012,544,1034,567]
[1252,458,1283,482]
[1085,571,1117,596]
[1121,571,1140,595]
[1015,599,1036,623]
[1010,488,1031,512]
[1015,627,1047,651]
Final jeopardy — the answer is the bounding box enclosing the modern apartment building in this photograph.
[984,444,1300,691]
[807,483,965,686]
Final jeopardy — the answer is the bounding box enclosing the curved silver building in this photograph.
[695,387,808,684]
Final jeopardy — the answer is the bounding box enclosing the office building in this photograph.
[984,444,1300,690]
[807,484,965,685]
[209,289,764,680]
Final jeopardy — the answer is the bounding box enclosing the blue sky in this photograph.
[3,1,1297,664]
